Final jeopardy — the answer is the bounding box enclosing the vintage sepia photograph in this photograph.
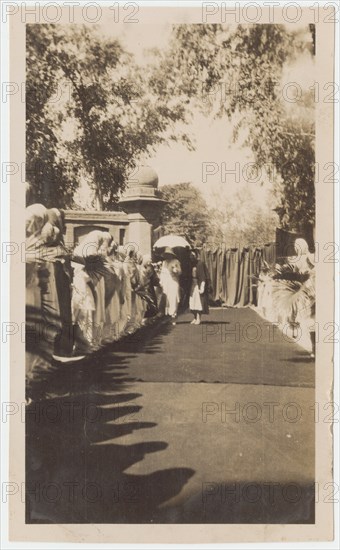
[24,18,318,525]
[4,2,336,543]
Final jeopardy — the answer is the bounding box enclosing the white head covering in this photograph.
[142,254,152,266]
[98,232,113,255]
[294,238,309,256]
[74,230,105,257]
[25,203,48,237]
[40,222,60,244]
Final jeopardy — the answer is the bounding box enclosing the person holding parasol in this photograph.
[159,247,182,324]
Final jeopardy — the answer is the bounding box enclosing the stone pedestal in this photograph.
[118,166,166,256]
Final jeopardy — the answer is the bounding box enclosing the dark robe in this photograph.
[134,266,160,317]
[195,260,210,314]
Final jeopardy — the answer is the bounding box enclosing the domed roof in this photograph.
[131,166,159,188]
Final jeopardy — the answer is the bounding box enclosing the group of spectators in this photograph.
[25,203,315,370]
[25,204,212,363]
[71,229,163,352]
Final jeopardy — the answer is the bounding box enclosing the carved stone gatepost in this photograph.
[118,166,166,256]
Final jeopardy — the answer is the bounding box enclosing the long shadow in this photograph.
[26,310,315,523]
[26,318,174,399]
[26,321,195,524]
[155,481,315,524]
[285,357,314,364]
[106,319,174,353]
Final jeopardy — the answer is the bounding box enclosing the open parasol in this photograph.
[153,235,190,249]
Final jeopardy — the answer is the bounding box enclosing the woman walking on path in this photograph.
[189,250,210,325]
[159,247,182,324]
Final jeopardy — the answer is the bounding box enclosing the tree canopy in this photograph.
[26,24,191,209]
[157,183,213,247]
[157,181,277,248]
[208,186,278,248]
[27,23,315,242]
[156,24,315,234]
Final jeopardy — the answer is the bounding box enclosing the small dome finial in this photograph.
[131,165,159,189]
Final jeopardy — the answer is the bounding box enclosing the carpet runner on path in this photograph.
[103,308,314,388]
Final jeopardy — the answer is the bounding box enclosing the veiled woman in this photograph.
[72,230,112,350]
[159,247,182,324]
[104,241,126,340]
[25,203,73,363]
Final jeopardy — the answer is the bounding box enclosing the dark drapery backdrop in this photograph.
[199,224,314,308]
[200,243,276,307]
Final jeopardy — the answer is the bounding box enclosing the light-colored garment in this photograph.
[121,260,134,322]
[72,230,112,347]
[26,204,64,252]
[289,238,315,273]
[257,276,276,322]
[118,258,146,330]
[26,262,42,310]
[189,278,203,311]
[71,263,95,345]
[26,204,48,237]
[160,259,181,316]
[73,230,107,258]
[294,254,314,273]
[93,276,106,345]
[104,259,125,340]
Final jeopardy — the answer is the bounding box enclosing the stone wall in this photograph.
[64,210,129,248]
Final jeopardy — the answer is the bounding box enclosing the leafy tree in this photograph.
[157,24,315,235]
[26,25,78,207]
[158,182,276,249]
[208,187,279,248]
[26,24,191,209]
[157,182,213,247]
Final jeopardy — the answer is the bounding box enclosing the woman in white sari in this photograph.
[159,247,182,324]
[72,230,112,350]
[104,243,126,341]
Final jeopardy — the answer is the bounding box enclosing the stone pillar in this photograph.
[64,223,74,249]
[118,166,166,257]
[126,213,152,256]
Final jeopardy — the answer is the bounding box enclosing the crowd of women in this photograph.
[25,202,315,376]
[25,204,211,369]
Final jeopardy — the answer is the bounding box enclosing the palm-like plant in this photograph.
[71,254,116,284]
[271,263,315,322]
